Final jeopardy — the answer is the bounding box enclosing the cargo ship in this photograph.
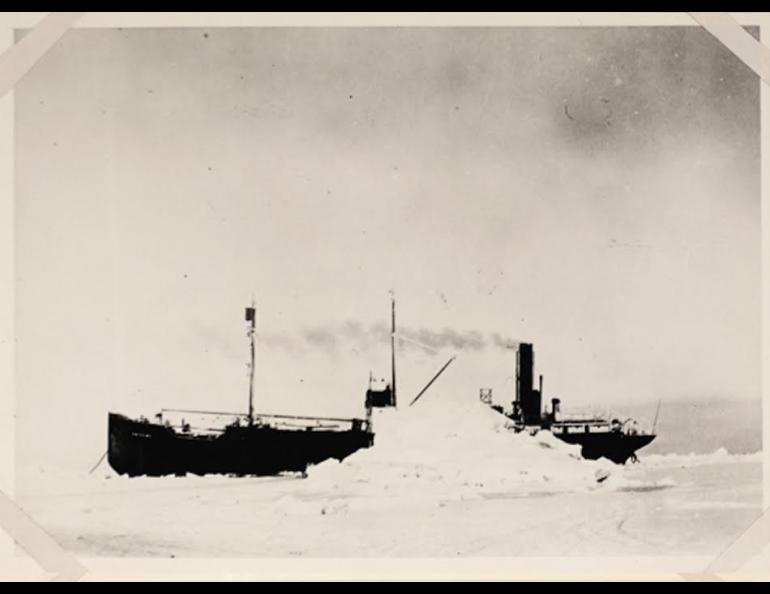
[484,343,656,464]
[107,298,399,477]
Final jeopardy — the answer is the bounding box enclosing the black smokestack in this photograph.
[516,343,542,425]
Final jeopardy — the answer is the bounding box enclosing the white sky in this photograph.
[14,27,760,467]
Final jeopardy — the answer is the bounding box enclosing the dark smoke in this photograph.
[399,326,486,352]
[193,319,518,357]
[276,321,520,354]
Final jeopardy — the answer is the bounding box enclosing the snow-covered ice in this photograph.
[14,390,762,558]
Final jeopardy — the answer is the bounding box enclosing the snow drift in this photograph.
[291,389,619,513]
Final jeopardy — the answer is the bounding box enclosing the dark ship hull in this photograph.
[486,342,656,464]
[108,413,374,477]
[106,300,401,478]
[552,429,655,464]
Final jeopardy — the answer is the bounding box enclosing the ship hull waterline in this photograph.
[554,430,655,464]
[108,413,374,477]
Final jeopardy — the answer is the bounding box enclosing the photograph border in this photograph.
[0,11,767,581]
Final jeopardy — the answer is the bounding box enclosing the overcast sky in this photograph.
[14,27,760,466]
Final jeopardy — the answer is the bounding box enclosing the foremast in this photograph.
[245,300,256,425]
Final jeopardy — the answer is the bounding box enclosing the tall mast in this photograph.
[245,300,256,425]
[390,292,397,407]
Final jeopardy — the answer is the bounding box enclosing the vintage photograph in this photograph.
[8,16,764,566]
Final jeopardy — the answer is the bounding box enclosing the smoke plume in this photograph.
[262,321,520,355]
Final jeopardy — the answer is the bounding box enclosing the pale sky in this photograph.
[14,27,760,467]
